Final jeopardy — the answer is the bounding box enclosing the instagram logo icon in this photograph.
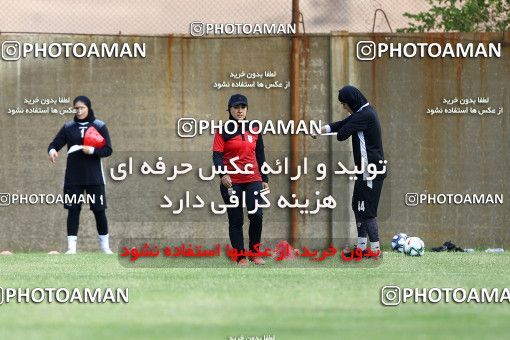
[177,118,198,138]
[405,193,419,207]
[356,41,376,61]
[381,286,401,306]
[190,22,206,37]
[1,41,21,61]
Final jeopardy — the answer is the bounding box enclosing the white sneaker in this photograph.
[67,236,77,254]
[99,234,112,254]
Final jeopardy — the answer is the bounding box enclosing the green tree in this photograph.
[397,0,510,32]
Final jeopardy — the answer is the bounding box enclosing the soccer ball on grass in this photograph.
[391,233,408,252]
[404,237,425,256]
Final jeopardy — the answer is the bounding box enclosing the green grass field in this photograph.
[1,252,510,340]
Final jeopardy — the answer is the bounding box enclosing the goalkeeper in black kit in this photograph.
[48,96,113,254]
[313,85,387,257]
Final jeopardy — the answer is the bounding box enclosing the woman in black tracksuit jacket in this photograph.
[48,96,113,254]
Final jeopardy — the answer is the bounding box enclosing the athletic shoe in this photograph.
[249,256,266,265]
[341,245,358,258]
[368,249,383,260]
[65,249,76,255]
[342,246,381,260]
[237,258,248,266]
[101,248,114,254]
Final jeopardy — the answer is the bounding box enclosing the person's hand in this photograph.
[311,126,324,139]
[311,125,329,139]
[221,175,232,188]
[82,146,94,155]
[262,182,269,191]
[49,149,58,163]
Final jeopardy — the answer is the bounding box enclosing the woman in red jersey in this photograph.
[212,94,269,266]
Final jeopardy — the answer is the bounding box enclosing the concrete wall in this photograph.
[334,32,509,247]
[0,32,508,251]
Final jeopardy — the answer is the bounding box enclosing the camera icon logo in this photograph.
[405,193,419,207]
[190,22,206,37]
[177,118,198,138]
[1,41,21,61]
[381,286,401,306]
[0,193,11,206]
[356,41,376,61]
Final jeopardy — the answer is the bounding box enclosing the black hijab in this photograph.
[338,85,368,113]
[73,95,96,122]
